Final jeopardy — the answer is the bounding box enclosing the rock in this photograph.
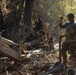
[47,62,65,74]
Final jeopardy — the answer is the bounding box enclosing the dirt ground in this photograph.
[0,44,59,75]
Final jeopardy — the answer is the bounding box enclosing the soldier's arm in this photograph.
[59,17,67,28]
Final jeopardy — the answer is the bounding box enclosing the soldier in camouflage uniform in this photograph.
[59,13,76,66]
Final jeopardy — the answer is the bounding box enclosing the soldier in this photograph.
[59,13,76,66]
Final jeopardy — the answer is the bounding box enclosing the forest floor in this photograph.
[0,43,60,75]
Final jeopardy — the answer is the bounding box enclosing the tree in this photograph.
[23,0,34,25]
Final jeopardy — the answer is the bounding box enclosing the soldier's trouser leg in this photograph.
[62,49,67,66]
[62,42,69,66]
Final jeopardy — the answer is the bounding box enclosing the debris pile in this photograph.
[16,18,54,51]
[0,18,56,75]
[0,49,59,75]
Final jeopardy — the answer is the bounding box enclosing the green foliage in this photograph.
[38,0,76,37]
[0,0,76,42]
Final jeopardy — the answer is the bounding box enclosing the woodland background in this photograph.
[0,0,75,75]
[0,0,76,43]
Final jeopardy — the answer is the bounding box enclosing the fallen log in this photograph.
[2,37,18,46]
[26,37,42,47]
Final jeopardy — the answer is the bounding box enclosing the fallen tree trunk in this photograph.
[26,37,42,47]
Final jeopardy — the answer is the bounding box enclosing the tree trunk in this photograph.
[0,5,6,37]
[24,0,34,25]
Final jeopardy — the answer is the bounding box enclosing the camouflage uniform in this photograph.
[59,22,76,65]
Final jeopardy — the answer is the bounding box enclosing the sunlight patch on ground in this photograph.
[54,43,59,50]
